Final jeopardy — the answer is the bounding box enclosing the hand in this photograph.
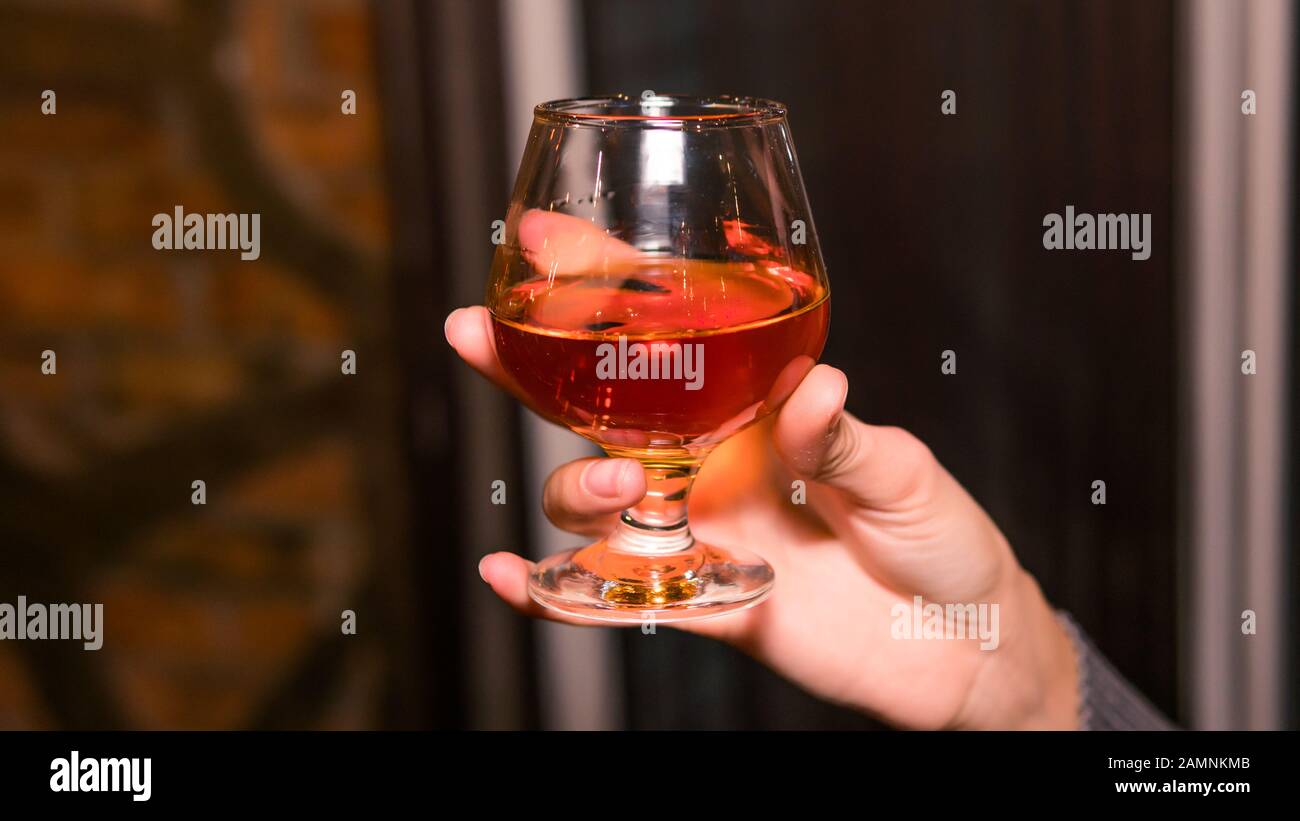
[446,305,1079,730]
[450,209,1078,729]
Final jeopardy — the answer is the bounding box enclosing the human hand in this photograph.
[447,304,1078,730]
[448,209,1078,729]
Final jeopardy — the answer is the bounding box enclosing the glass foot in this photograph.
[528,538,774,624]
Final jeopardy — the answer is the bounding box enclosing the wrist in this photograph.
[955,568,1080,729]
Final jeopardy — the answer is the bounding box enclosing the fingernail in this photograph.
[582,459,628,499]
[477,555,490,583]
[832,367,849,411]
[444,308,464,345]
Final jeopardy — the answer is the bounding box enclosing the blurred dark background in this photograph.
[0,0,1293,730]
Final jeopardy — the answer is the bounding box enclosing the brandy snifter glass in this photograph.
[487,94,830,623]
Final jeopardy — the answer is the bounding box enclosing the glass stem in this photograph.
[607,459,702,555]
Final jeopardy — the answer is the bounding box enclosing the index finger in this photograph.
[445,305,514,392]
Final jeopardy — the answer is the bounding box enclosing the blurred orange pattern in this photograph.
[0,0,396,729]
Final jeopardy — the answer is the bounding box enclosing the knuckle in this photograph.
[886,426,934,465]
[541,472,573,521]
[882,426,941,502]
[817,414,864,480]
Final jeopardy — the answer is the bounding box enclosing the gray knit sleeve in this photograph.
[1057,611,1177,730]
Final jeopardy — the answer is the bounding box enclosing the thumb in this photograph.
[772,365,938,510]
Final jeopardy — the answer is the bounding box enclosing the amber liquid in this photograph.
[490,256,829,460]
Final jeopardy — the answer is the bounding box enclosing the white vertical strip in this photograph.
[499,0,624,731]
[1184,0,1245,730]
[1241,0,1293,731]
[1184,0,1293,730]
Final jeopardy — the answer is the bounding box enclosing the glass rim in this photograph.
[534,94,788,127]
